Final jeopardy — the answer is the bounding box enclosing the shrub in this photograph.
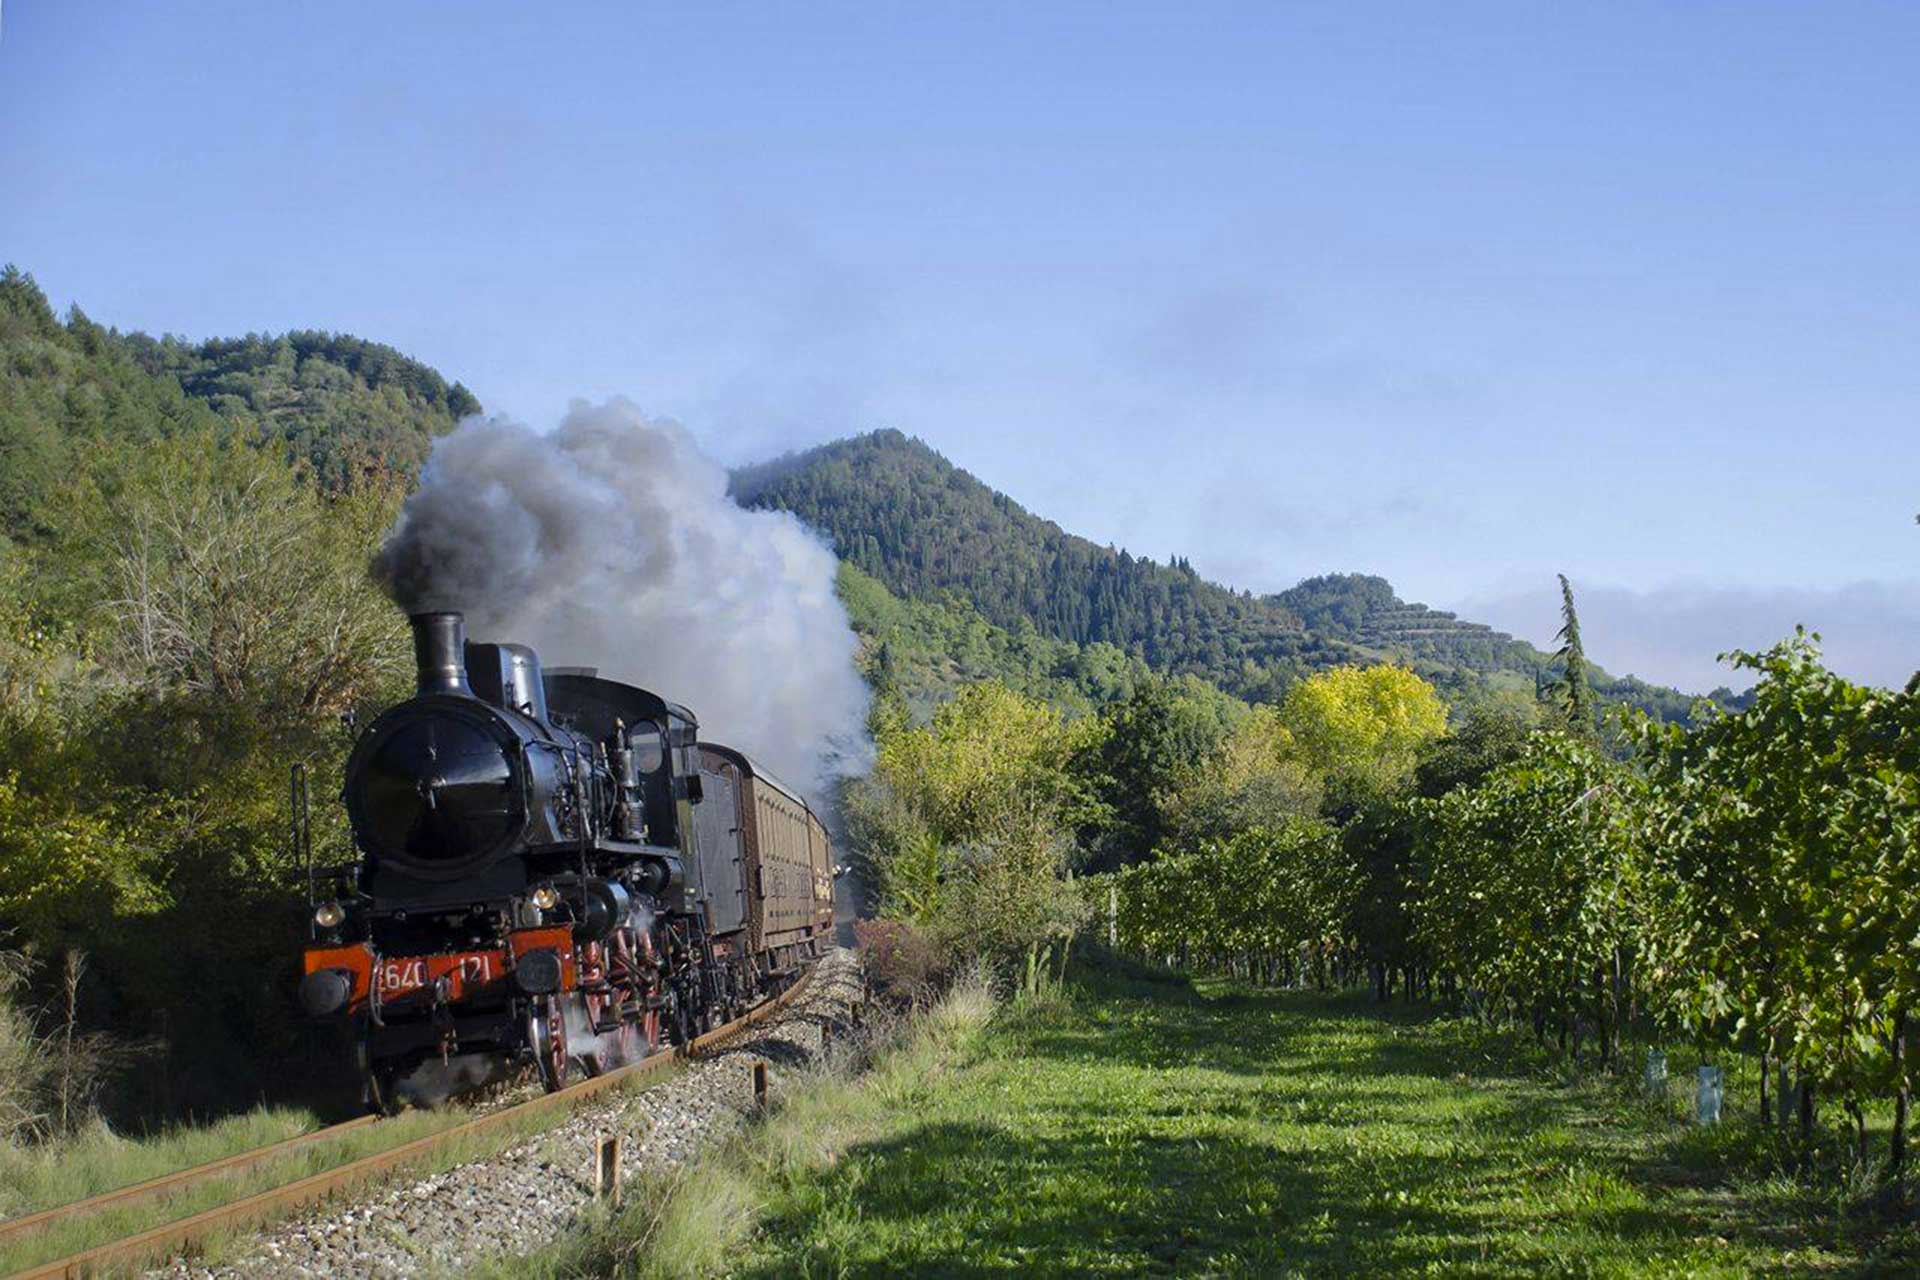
[852,918,944,1004]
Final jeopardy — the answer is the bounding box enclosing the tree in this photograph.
[1412,705,1538,799]
[1551,574,1595,736]
[873,681,1093,852]
[846,681,1094,983]
[43,431,409,737]
[0,431,413,1113]
[1078,676,1235,869]
[1160,705,1323,846]
[1278,664,1449,807]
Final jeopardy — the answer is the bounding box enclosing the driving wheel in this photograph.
[528,995,571,1092]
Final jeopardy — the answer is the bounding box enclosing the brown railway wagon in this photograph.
[696,743,833,974]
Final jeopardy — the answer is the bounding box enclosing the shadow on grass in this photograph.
[734,1109,1855,1278]
[737,966,1884,1278]
[737,1119,1492,1277]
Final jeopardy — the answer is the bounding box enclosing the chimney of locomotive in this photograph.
[410,611,473,697]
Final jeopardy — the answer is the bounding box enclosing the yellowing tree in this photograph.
[1280,664,1448,800]
[875,681,1093,847]
[851,681,1095,986]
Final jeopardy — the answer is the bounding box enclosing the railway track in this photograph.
[3,965,817,1280]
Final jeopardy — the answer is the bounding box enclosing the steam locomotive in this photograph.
[297,611,835,1111]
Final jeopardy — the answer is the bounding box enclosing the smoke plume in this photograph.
[376,399,869,794]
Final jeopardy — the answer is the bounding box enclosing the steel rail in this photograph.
[0,1115,385,1250]
[6,964,817,1280]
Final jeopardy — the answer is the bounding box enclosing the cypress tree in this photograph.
[1554,573,1595,735]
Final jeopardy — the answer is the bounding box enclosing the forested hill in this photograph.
[0,265,477,533]
[735,429,1704,718]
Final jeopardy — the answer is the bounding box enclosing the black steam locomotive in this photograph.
[299,611,834,1110]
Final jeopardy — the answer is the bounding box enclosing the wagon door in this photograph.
[693,760,749,936]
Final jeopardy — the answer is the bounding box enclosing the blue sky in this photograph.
[3,1,1915,691]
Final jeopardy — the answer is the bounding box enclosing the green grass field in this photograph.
[725,965,1913,1278]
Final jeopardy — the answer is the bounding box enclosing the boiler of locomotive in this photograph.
[341,612,576,882]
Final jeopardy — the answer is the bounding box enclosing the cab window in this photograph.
[629,723,665,774]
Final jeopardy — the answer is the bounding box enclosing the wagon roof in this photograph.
[698,741,812,814]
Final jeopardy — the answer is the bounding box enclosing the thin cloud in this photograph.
[1463,578,1920,693]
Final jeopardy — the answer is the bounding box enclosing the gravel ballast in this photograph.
[155,948,864,1279]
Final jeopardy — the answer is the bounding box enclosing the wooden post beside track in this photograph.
[752,1060,769,1109]
[594,1134,623,1205]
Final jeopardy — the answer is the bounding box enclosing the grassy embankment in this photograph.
[507,961,1916,1278]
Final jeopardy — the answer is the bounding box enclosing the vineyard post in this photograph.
[1759,1047,1771,1125]
[1893,1010,1909,1193]
[1609,948,1624,1064]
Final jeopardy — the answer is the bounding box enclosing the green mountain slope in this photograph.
[735,430,1355,704]
[740,430,1705,719]
[838,561,1249,725]
[0,265,477,533]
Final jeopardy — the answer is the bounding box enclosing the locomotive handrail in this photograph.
[292,762,313,928]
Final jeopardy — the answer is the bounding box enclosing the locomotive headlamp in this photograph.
[313,901,346,929]
[530,884,561,911]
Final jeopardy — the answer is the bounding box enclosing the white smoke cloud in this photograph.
[376,398,870,795]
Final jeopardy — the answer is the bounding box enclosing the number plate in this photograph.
[374,950,507,1002]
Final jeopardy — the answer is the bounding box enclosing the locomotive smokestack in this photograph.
[411,611,473,697]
